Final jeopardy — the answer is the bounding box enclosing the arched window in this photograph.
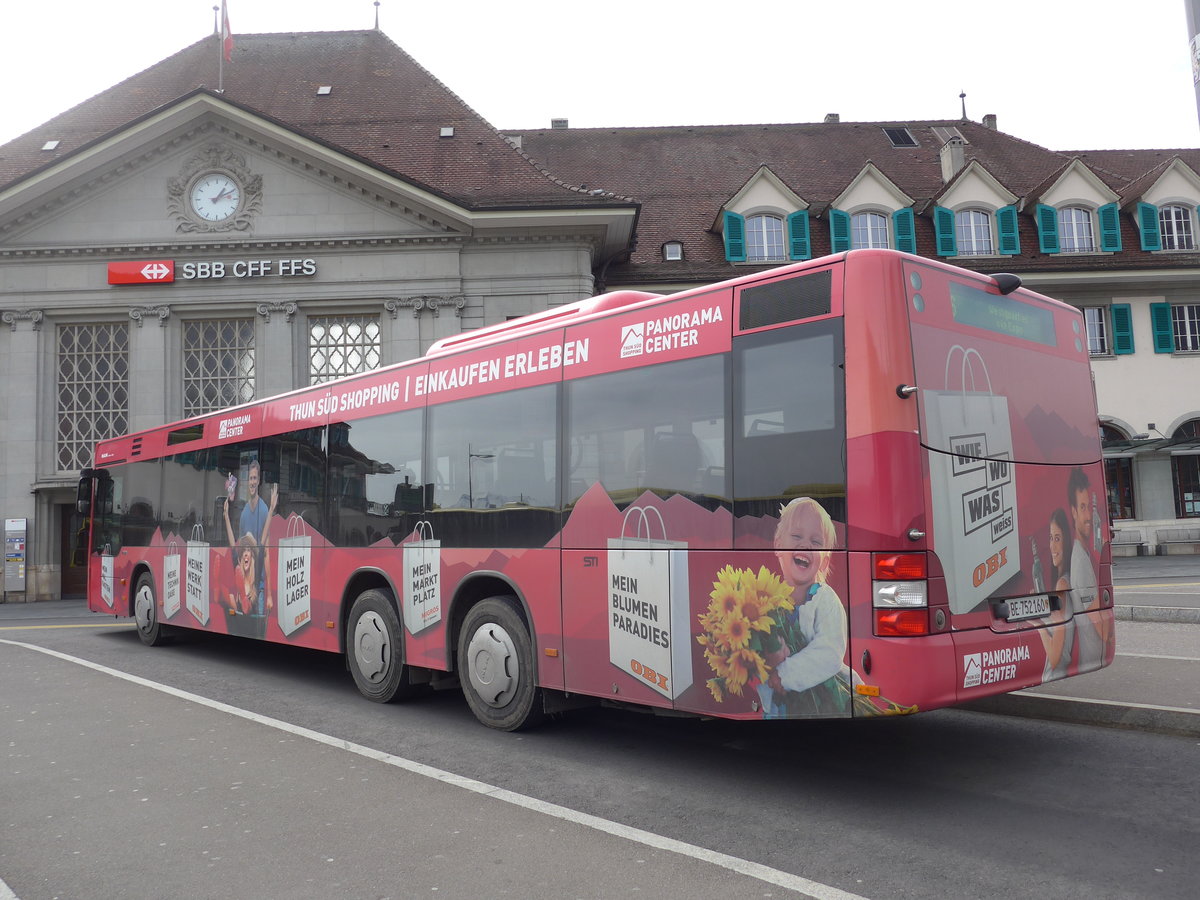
[955,209,994,255]
[746,214,785,262]
[1058,207,1095,252]
[1159,205,1196,251]
[851,212,889,249]
[1171,419,1200,517]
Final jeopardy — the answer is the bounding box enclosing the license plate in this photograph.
[1003,594,1051,622]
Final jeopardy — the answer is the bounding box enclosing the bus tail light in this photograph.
[873,552,929,636]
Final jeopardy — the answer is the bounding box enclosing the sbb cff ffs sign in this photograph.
[108,260,175,284]
[107,258,318,285]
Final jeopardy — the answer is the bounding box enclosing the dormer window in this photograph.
[746,214,785,262]
[1160,205,1196,250]
[1058,207,1096,252]
[851,211,889,249]
[955,209,994,255]
[663,241,683,261]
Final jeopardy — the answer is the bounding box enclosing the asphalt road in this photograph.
[2,597,1198,900]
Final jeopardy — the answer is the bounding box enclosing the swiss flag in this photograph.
[221,2,234,63]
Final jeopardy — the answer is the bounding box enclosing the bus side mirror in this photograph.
[76,470,94,515]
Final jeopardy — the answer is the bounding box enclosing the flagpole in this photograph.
[218,2,225,93]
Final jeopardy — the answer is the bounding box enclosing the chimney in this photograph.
[982,113,997,130]
[824,113,840,123]
[551,118,569,129]
[940,137,966,182]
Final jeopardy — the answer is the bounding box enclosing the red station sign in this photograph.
[108,260,175,285]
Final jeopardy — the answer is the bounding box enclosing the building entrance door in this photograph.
[59,504,88,599]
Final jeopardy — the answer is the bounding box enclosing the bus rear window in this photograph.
[949,281,1056,346]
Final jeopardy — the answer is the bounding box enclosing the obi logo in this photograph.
[621,323,645,358]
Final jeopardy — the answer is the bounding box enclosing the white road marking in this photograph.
[0,639,868,900]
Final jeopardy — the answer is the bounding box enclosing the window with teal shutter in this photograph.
[829,209,851,253]
[723,211,746,262]
[1035,204,1060,253]
[1110,304,1134,354]
[1150,302,1175,353]
[787,210,811,260]
[996,206,1020,255]
[892,208,916,253]
[1136,203,1161,251]
[1098,203,1122,252]
[932,206,956,256]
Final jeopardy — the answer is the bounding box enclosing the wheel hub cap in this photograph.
[466,623,516,707]
[353,611,390,683]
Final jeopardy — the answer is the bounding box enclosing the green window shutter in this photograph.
[1110,304,1134,354]
[1136,202,1161,251]
[933,206,957,256]
[1150,302,1175,353]
[723,211,746,262]
[1098,202,1122,252]
[787,210,811,260]
[892,208,916,253]
[829,209,851,253]
[996,205,1020,255]
[1036,204,1060,254]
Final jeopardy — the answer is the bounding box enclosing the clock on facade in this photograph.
[189,173,241,222]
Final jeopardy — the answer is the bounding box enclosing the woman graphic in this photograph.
[1038,508,1077,681]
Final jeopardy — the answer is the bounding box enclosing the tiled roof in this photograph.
[516,122,1200,284]
[0,30,620,210]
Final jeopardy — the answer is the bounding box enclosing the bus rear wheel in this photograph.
[458,595,545,731]
[133,571,168,646]
[347,589,421,703]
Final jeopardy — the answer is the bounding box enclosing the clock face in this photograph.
[190,173,241,222]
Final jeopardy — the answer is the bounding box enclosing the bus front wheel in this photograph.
[347,589,420,703]
[458,596,545,731]
[133,571,168,646]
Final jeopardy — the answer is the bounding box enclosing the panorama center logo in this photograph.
[620,323,645,358]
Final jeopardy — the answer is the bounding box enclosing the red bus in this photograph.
[77,249,1114,730]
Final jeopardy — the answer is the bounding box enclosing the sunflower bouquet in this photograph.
[696,564,919,717]
[696,565,796,702]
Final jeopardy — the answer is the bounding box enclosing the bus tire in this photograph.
[347,589,419,703]
[458,595,545,731]
[133,571,168,646]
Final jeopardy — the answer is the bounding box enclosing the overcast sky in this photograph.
[4,0,1199,151]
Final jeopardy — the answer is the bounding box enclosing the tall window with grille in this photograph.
[1083,307,1109,355]
[309,314,382,384]
[1173,304,1200,352]
[183,319,256,417]
[57,324,130,473]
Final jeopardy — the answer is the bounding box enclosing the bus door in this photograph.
[78,468,121,614]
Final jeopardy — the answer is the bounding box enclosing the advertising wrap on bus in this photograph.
[82,250,1112,731]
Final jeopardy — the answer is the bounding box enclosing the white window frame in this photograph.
[1083,306,1110,356]
[851,211,889,249]
[745,214,785,262]
[1058,206,1096,252]
[1172,303,1200,352]
[1159,205,1196,251]
[955,208,994,256]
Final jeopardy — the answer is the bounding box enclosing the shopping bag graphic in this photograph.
[185,524,210,625]
[607,505,693,700]
[923,346,1020,613]
[402,521,441,634]
[277,513,312,636]
[100,554,114,609]
[162,539,182,619]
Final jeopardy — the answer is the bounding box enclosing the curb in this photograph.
[960,692,1200,738]
[1113,604,1200,624]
